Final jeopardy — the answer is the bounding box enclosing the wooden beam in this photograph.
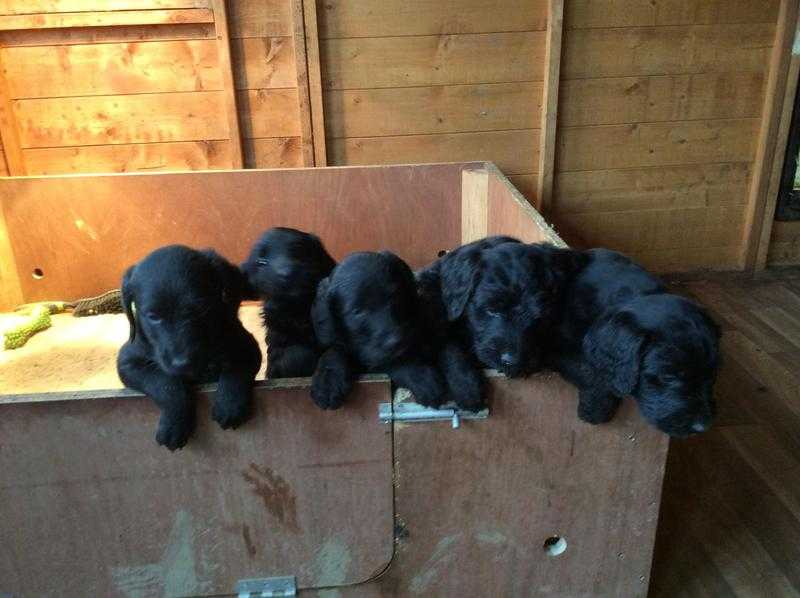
[462,167,489,243]
[211,0,243,168]
[0,9,214,31]
[755,11,800,270]
[290,0,315,166]
[0,47,24,175]
[302,0,326,166]
[742,0,800,271]
[536,0,564,213]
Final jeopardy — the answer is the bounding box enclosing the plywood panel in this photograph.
[767,221,800,266]
[328,129,539,174]
[242,136,302,168]
[23,140,233,174]
[565,0,780,28]
[228,0,291,38]
[557,119,759,172]
[317,0,547,38]
[562,24,775,79]
[559,73,765,127]
[0,9,214,30]
[554,163,752,214]
[236,88,301,138]
[231,36,296,90]
[0,382,394,596]
[324,82,542,138]
[0,0,210,12]
[0,23,216,46]
[0,149,7,175]
[507,173,538,202]
[14,91,229,148]
[2,40,223,99]
[321,32,546,90]
[0,164,470,302]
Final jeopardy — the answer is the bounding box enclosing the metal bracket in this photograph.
[378,401,489,428]
[236,576,296,597]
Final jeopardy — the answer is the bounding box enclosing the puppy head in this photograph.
[442,240,584,377]
[584,295,720,437]
[312,251,418,369]
[122,245,243,378]
[241,227,335,302]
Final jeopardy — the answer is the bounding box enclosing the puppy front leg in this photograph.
[267,342,319,378]
[388,359,446,409]
[577,387,622,425]
[439,341,484,411]
[117,342,194,451]
[214,325,261,430]
[311,346,356,410]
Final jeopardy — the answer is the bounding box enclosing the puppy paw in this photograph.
[454,392,485,413]
[577,391,617,425]
[156,415,192,451]
[212,396,251,430]
[311,369,349,410]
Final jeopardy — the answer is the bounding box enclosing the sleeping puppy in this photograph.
[549,248,720,437]
[241,227,336,378]
[422,236,586,380]
[117,245,261,451]
[311,251,445,410]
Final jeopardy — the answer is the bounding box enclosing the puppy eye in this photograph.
[146,311,162,324]
[256,257,269,266]
[486,309,502,318]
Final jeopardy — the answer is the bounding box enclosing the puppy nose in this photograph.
[691,420,709,433]
[500,352,515,367]
[171,356,191,370]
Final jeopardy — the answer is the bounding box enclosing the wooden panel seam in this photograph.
[211,0,243,168]
[537,0,563,213]
[290,0,314,166]
[0,44,24,174]
[303,0,326,165]
[0,9,214,30]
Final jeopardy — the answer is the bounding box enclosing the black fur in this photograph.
[549,248,721,437]
[117,245,261,450]
[241,227,336,378]
[421,236,586,379]
[310,251,445,410]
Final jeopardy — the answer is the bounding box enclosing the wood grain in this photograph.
[328,129,540,175]
[0,200,23,308]
[324,82,542,138]
[14,91,229,148]
[557,119,759,172]
[0,48,24,174]
[317,0,548,38]
[0,8,214,30]
[321,32,546,90]
[231,36,296,90]
[227,0,291,38]
[562,24,775,79]
[290,0,314,165]
[767,221,800,266]
[0,23,216,46]
[461,167,489,243]
[236,88,301,139]
[242,136,302,168]
[211,0,243,167]
[0,0,211,12]
[2,40,223,99]
[302,0,327,165]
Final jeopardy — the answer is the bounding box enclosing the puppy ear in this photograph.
[205,250,245,310]
[121,265,137,341]
[311,277,337,347]
[238,262,260,300]
[439,248,481,321]
[583,310,645,396]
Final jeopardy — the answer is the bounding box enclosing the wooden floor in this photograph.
[649,267,800,597]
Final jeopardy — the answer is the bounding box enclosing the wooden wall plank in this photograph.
[536,0,564,213]
[461,167,489,243]
[0,9,214,31]
[507,173,538,201]
[236,88,301,138]
[317,0,547,38]
[22,140,233,174]
[0,200,24,309]
[565,0,780,28]
[767,221,800,266]
[324,82,542,138]
[228,0,291,38]
[2,40,222,99]
[231,36,296,90]
[0,0,210,12]
[327,129,539,174]
[290,0,314,165]
[0,48,24,174]
[0,148,7,175]
[211,0,243,168]
[632,244,742,272]
[562,24,775,79]
[557,119,759,172]
[554,163,751,214]
[0,23,215,46]
[15,91,229,148]
[559,72,765,127]
[303,0,327,165]
[242,136,302,168]
[321,32,546,90]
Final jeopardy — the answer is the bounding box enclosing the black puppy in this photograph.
[311,251,446,410]
[117,245,261,450]
[421,236,586,379]
[549,248,720,437]
[241,227,336,378]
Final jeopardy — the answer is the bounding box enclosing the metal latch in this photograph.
[236,576,296,597]
[379,401,489,428]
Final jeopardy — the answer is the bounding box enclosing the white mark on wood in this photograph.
[409,534,460,594]
[476,530,507,545]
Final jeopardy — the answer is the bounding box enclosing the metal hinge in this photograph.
[378,401,489,428]
[236,576,296,597]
